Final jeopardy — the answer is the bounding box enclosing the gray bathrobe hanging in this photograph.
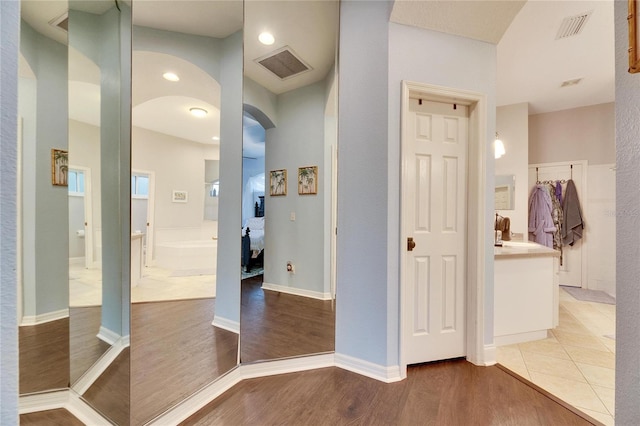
[562,179,584,246]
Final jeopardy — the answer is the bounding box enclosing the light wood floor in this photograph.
[240,275,335,363]
[182,359,597,425]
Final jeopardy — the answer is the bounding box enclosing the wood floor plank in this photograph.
[180,360,597,426]
[82,348,130,426]
[69,306,111,384]
[19,318,69,393]
[240,275,335,363]
[20,408,84,426]
[131,298,238,425]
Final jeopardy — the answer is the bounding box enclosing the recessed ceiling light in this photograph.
[189,107,208,118]
[163,72,180,82]
[212,136,220,141]
[258,32,275,45]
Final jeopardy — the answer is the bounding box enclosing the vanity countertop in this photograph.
[494,240,560,258]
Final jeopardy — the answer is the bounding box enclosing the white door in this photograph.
[403,99,468,365]
[529,162,586,288]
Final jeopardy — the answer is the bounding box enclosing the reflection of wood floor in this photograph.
[182,360,594,425]
[131,298,238,426]
[240,275,335,363]
[70,306,111,384]
[20,408,84,425]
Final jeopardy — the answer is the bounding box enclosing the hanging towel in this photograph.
[555,180,563,205]
[528,185,556,248]
[562,179,584,246]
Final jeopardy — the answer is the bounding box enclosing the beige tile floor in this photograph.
[497,288,616,425]
[69,263,216,306]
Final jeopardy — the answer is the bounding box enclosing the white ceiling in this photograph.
[21,0,615,148]
[391,0,615,115]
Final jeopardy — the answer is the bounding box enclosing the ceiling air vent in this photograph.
[256,47,311,80]
[560,78,583,87]
[556,11,592,40]
[49,12,69,32]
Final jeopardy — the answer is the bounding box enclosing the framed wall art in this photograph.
[298,166,318,195]
[270,169,287,196]
[51,148,68,186]
[172,190,188,203]
[630,0,640,73]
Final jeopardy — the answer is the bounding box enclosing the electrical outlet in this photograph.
[290,211,296,221]
[287,261,295,274]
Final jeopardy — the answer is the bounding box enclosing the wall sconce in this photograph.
[494,132,505,159]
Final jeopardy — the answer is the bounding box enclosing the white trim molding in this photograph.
[335,353,403,383]
[399,81,488,373]
[19,389,111,425]
[261,282,332,300]
[212,315,240,334]
[72,337,128,395]
[97,326,121,345]
[20,308,69,326]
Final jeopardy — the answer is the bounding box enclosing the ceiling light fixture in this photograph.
[495,133,505,159]
[258,32,275,45]
[163,72,180,82]
[212,136,220,141]
[189,107,208,118]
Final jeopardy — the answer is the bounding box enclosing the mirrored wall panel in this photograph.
[130,1,243,423]
[240,0,339,363]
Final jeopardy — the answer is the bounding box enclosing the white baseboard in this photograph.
[212,315,240,334]
[483,344,497,366]
[148,353,335,425]
[97,326,121,345]
[19,389,111,425]
[73,338,128,395]
[21,308,69,326]
[334,353,403,383]
[262,282,332,300]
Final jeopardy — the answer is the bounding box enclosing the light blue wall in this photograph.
[387,22,497,351]
[215,30,243,325]
[19,20,69,318]
[264,81,327,293]
[336,1,497,368]
[1,1,19,422]
[336,0,391,366]
[614,0,640,422]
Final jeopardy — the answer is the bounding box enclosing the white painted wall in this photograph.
[496,103,528,237]
[529,102,615,165]
[1,1,20,422]
[614,1,640,421]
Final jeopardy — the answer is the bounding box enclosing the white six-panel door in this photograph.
[403,99,468,365]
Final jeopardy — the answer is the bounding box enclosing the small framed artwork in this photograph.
[51,148,68,186]
[270,169,287,196]
[630,0,640,73]
[172,190,188,203]
[298,166,318,195]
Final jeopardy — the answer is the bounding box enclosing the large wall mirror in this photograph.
[130,1,242,424]
[240,0,339,363]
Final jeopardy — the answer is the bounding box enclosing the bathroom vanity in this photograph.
[494,240,560,346]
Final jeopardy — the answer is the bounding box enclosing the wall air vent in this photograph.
[256,46,312,80]
[556,10,592,40]
[49,12,69,32]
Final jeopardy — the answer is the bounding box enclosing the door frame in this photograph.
[132,169,155,266]
[69,165,94,269]
[400,81,490,376]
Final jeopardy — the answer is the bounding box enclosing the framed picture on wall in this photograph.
[270,169,287,196]
[298,166,318,195]
[51,148,68,186]
[172,190,188,203]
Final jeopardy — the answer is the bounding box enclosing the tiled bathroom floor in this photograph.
[69,263,216,306]
[497,288,616,425]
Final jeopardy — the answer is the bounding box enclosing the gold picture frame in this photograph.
[51,148,68,186]
[629,0,640,73]
[269,169,287,196]
[298,166,318,195]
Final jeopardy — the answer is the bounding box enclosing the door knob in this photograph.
[407,237,416,251]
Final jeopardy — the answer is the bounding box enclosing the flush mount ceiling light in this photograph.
[258,31,275,45]
[189,107,208,118]
[495,133,506,159]
[163,72,180,82]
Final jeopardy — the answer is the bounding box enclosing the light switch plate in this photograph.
[290,212,296,221]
